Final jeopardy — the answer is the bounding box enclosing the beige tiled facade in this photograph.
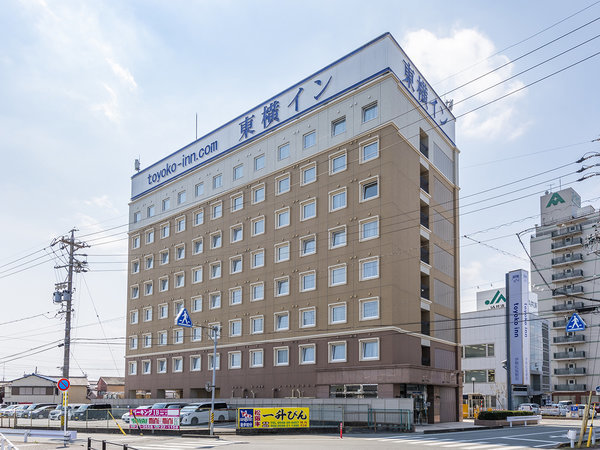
[126,34,461,422]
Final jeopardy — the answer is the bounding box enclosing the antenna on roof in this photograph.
[196,113,198,140]
[134,158,140,172]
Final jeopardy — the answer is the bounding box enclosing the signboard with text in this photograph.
[507,269,530,386]
[129,408,180,430]
[238,407,309,429]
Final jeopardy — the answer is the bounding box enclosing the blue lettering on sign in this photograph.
[513,303,519,338]
[147,141,218,186]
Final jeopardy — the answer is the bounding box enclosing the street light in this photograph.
[471,376,476,394]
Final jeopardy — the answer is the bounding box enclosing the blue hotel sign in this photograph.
[132,33,455,199]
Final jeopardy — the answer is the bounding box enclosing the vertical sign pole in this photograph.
[210,325,218,436]
[505,272,512,411]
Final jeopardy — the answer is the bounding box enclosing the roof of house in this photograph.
[98,377,125,386]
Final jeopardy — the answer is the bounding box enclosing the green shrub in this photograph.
[477,410,535,420]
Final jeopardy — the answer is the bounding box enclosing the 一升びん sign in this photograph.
[237,407,309,429]
[129,408,180,430]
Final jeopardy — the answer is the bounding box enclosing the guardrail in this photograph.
[0,428,76,443]
[87,437,138,450]
[0,433,19,450]
[506,415,541,427]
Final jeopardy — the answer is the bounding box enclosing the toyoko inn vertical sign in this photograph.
[507,269,530,385]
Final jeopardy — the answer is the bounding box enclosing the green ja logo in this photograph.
[485,290,506,306]
[546,193,565,208]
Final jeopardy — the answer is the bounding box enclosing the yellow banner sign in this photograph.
[238,407,309,428]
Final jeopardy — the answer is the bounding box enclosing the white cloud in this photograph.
[106,58,138,91]
[402,28,528,141]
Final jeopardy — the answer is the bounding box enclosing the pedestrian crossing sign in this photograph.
[175,308,193,328]
[565,312,586,332]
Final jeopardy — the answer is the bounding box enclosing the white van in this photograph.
[180,402,231,425]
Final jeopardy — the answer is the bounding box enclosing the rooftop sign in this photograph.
[131,33,456,199]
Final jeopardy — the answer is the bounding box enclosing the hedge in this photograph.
[477,410,535,420]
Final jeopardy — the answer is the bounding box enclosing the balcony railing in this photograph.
[551,224,582,238]
[420,175,429,193]
[420,286,430,300]
[421,321,430,336]
[420,212,429,229]
[554,384,587,391]
[551,237,583,251]
[552,287,584,298]
[553,335,585,344]
[554,351,586,359]
[420,246,430,265]
[420,142,429,158]
[554,367,586,376]
[552,253,584,266]
[552,270,584,281]
[552,301,584,311]
[552,319,567,328]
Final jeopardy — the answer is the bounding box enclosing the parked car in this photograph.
[0,405,19,417]
[71,403,112,421]
[19,403,56,418]
[575,404,596,418]
[49,404,81,421]
[122,405,151,423]
[30,405,58,419]
[180,402,230,425]
[150,402,189,409]
[518,403,540,414]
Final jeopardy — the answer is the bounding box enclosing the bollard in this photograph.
[339,422,343,439]
[567,429,577,448]
[87,437,91,449]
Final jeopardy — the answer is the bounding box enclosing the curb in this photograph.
[422,426,503,434]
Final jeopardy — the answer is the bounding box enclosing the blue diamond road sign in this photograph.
[175,308,193,328]
[565,312,586,332]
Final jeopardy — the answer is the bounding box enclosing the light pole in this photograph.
[209,325,219,436]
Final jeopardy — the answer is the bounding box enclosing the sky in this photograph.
[1,0,599,383]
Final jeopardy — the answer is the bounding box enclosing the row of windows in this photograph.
[132,136,379,227]
[130,256,380,300]
[129,297,380,341]
[463,344,495,358]
[128,335,381,375]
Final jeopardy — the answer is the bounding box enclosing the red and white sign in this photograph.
[57,378,70,391]
[129,408,180,430]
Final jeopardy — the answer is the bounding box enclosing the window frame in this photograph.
[251,183,266,204]
[210,201,223,219]
[329,302,347,324]
[328,341,347,363]
[251,282,265,301]
[229,351,242,369]
[329,150,347,175]
[250,315,264,335]
[229,287,243,306]
[157,358,167,374]
[329,187,347,212]
[212,173,223,189]
[159,249,169,265]
[177,191,186,205]
[190,355,202,371]
[175,216,186,233]
[274,241,290,263]
[362,102,378,122]
[299,234,317,257]
[174,271,185,288]
[275,173,291,195]
[274,346,290,366]
[191,295,202,313]
[300,198,317,221]
[359,216,380,241]
[229,319,242,337]
[299,270,316,292]
[209,291,222,310]
[278,143,290,161]
[233,164,244,181]
[360,139,379,163]
[274,311,290,331]
[145,229,154,244]
[332,116,346,136]
[299,307,316,328]
[230,192,244,212]
[210,231,222,249]
[230,255,243,274]
[192,237,204,255]
[359,256,380,281]
[360,176,380,202]
[299,344,316,365]
[162,197,170,212]
[300,162,317,186]
[275,207,290,229]
[193,209,204,226]
[172,356,183,373]
[329,226,347,249]
[359,337,380,361]
[230,223,244,243]
[274,276,290,297]
[303,131,316,149]
[209,261,222,280]
[251,249,265,269]
[160,222,170,239]
[175,244,185,261]
[250,349,264,368]
[195,182,204,197]
[131,234,140,249]
[192,266,203,284]
[254,154,265,171]
[359,297,380,321]
[251,215,265,236]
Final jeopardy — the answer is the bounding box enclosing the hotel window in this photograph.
[300,234,316,256]
[192,238,203,255]
[142,360,151,374]
[147,205,155,218]
[233,164,244,180]
[177,191,186,205]
[158,304,168,319]
[131,260,140,274]
[210,231,222,249]
[360,297,380,320]
[176,216,186,233]
[274,347,289,366]
[172,357,183,372]
[301,162,317,185]
[210,261,222,279]
[195,182,204,197]
[300,198,317,220]
[157,359,167,374]
[360,257,380,281]
[208,353,220,370]
[133,212,141,224]
[275,207,290,229]
[143,334,152,348]
[144,281,153,296]
[329,264,347,286]
[274,242,290,263]
[231,193,244,212]
[144,255,154,270]
[361,140,379,163]
[192,327,202,342]
[360,338,380,361]
[329,341,347,363]
[230,255,243,274]
[303,131,316,149]
[250,349,264,368]
[252,183,265,204]
[191,356,201,371]
[211,201,223,219]
[229,319,242,337]
[192,266,203,284]
[275,173,290,195]
[274,312,289,331]
[275,277,289,297]
[329,188,347,211]
[160,223,170,239]
[332,117,346,136]
[191,295,202,312]
[229,352,242,369]
[230,224,243,243]
[158,331,167,345]
[175,244,185,260]
[251,249,265,268]
[254,154,265,171]
[212,174,222,189]
[130,285,139,299]
[129,310,139,324]
[278,143,290,161]
[300,271,316,292]
[329,302,347,324]
[132,234,140,249]
[174,300,184,315]
[251,316,264,334]
[145,229,154,244]
[300,307,316,328]
[194,209,204,226]
[173,328,183,344]
[363,102,378,122]
[252,216,265,236]
[129,335,138,350]
[251,282,264,301]
[143,307,153,322]
[329,150,347,174]
[360,216,379,241]
[360,177,379,201]
[299,344,316,364]
[160,249,169,265]
[230,287,242,306]
[329,226,347,249]
[129,362,137,375]
[209,292,221,309]
[162,198,170,211]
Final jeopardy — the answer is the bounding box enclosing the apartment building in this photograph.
[125,33,461,422]
[530,187,600,403]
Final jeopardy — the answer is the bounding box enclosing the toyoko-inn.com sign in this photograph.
[131,33,455,200]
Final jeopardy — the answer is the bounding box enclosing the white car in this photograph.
[122,405,151,423]
[180,402,231,426]
[518,403,540,414]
